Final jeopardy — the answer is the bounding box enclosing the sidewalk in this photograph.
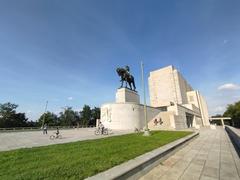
[0,128,131,152]
[140,127,240,180]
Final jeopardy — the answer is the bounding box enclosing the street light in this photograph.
[141,61,150,136]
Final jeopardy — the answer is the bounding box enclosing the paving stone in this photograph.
[205,160,219,169]
[139,127,240,180]
[202,166,219,178]
[200,175,218,180]
[192,158,206,166]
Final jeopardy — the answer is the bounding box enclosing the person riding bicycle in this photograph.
[98,121,104,135]
[56,127,60,137]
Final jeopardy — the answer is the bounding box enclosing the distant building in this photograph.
[148,65,210,129]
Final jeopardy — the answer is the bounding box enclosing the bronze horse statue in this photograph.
[116,66,136,91]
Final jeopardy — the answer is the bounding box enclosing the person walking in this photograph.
[43,124,48,134]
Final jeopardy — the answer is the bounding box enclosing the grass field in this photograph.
[0,131,192,180]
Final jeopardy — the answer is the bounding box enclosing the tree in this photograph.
[211,114,223,118]
[89,107,100,126]
[223,101,240,127]
[38,111,59,126]
[59,107,79,126]
[80,105,91,126]
[0,102,28,128]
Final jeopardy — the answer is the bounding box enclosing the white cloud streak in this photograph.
[218,83,240,91]
[67,97,73,100]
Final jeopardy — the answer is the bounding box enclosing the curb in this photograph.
[225,126,240,157]
[86,131,199,180]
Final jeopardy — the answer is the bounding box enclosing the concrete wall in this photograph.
[198,92,210,126]
[148,65,193,107]
[186,90,210,126]
[116,88,140,103]
[225,126,240,156]
[173,70,193,105]
[148,111,175,130]
[148,66,177,107]
[101,103,162,130]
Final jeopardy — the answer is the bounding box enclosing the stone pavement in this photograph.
[0,128,131,152]
[140,127,240,180]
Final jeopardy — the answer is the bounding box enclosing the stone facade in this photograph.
[116,88,140,104]
[148,65,210,128]
[101,88,161,130]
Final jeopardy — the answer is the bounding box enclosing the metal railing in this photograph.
[0,125,96,133]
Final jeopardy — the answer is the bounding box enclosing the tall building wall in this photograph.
[148,65,210,127]
[148,65,193,107]
[148,66,177,107]
[173,70,193,105]
[198,92,210,126]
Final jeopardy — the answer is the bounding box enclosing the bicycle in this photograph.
[134,128,142,133]
[50,133,62,140]
[94,127,108,135]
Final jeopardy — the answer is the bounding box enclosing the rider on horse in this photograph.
[116,65,136,91]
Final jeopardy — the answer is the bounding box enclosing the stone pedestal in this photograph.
[101,88,161,130]
[116,88,140,103]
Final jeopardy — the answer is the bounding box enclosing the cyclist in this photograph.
[98,121,104,135]
[56,127,60,137]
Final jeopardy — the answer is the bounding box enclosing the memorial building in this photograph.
[148,65,209,130]
[100,65,210,130]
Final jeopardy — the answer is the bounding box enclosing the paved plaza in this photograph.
[140,127,240,180]
[0,128,130,152]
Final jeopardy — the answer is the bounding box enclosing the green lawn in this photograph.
[0,131,192,180]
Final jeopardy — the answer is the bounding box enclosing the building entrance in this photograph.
[186,113,194,128]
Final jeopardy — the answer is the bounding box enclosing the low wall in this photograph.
[87,132,199,180]
[225,125,240,156]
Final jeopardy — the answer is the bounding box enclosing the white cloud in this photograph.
[214,106,225,113]
[218,83,240,91]
[67,97,73,100]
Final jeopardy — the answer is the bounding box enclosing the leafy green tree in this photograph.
[59,107,79,126]
[38,111,59,126]
[80,105,91,126]
[223,101,240,127]
[0,102,28,128]
[211,114,223,118]
[89,107,100,126]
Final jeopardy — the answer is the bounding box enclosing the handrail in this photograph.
[0,125,96,132]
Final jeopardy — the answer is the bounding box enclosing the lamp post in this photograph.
[141,61,150,136]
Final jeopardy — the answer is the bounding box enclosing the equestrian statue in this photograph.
[116,66,136,91]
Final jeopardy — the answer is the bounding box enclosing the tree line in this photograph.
[0,102,100,128]
[212,100,240,128]
[1,100,240,128]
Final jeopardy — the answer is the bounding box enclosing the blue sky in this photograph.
[0,0,240,120]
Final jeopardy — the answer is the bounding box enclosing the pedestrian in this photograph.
[43,124,48,134]
[159,118,163,125]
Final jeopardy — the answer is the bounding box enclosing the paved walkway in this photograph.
[0,128,131,152]
[140,127,240,180]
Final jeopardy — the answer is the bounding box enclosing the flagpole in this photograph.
[141,61,150,136]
